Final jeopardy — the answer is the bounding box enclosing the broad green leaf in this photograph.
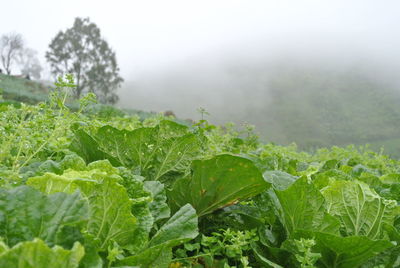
[128,204,153,255]
[263,170,297,190]
[251,241,296,268]
[88,164,152,253]
[27,160,121,194]
[71,121,202,181]
[380,173,400,184]
[94,122,201,180]
[78,234,103,268]
[320,159,340,171]
[151,133,201,181]
[0,238,84,268]
[273,176,340,236]
[27,172,81,193]
[70,127,120,166]
[59,154,87,171]
[148,204,198,248]
[27,162,138,251]
[91,125,143,167]
[74,177,137,250]
[312,169,352,190]
[0,186,88,248]
[321,180,400,239]
[221,204,271,229]
[115,244,172,268]
[119,172,154,254]
[157,119,190,137]
[168,154,270,217]
[20,154,87,180]
[144,181,170,222]
[251,242,285,268]
[116,204,198,267]
[379,184,400,202]
[290,231,394,268]
[0,241,7,254]
[360,246,400,268]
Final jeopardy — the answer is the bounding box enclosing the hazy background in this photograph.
[2,0,400,154]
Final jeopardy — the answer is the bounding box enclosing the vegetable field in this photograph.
[1,77,400,268]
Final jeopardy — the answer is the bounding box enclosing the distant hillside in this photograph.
[0,73,187,124]
[0,74,50,104]
[119,60,400,158]
[255,67,400,157]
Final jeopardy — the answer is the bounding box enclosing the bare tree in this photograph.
[19,48,43,79]
[0,33,24,75]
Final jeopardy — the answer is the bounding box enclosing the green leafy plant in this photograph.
[293,238,321,268]
[1,74,400,267]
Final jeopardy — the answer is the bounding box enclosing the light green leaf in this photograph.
[263,170,297,190]
[0,186,88,248]
[71,121,202,181]
[0,241,8,254]
[273,176,340,236]
[168,154,270,216]
[115,244,172,268]
[321,180,400,239]
[95,121,201,181]
[0,238,84,268]
[74,177,137,250]
[27,163,138,251]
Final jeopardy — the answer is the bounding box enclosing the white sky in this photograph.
[1,0,399,78]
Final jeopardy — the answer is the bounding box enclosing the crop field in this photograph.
[1,77,400,268]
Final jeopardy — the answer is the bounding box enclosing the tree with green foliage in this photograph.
[46,17,123,104]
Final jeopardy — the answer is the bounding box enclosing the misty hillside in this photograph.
[119,57,400,157]
[258,67,400,149]
[0,74,50,104]
[0,73,185,123]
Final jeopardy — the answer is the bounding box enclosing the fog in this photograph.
[117,39,400,148]
[2,0,400,152]
[118,41,400,119]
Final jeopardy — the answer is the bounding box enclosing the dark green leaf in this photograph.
[144,181,170,222]
[168,154,270,217]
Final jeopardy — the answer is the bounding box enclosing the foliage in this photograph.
[0,239,84,268]
[46,17,123,104]
[174,228,257,268]
[293,238,321,268]
[1,74,400,267]
[168,154,270,216]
